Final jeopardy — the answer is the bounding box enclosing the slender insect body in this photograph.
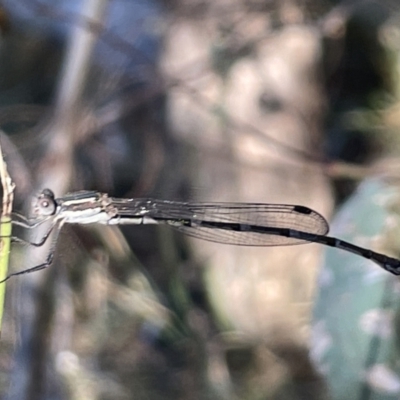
[2,188,400,283]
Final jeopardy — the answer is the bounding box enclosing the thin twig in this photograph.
[0,132,15,334]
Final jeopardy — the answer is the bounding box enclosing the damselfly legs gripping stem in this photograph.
[2,188,400,283]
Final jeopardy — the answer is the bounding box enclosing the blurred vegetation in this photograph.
[0,1,399,400]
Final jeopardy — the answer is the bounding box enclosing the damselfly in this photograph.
[3,188,400,282]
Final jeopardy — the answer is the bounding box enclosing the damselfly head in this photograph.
[33,188,57,217]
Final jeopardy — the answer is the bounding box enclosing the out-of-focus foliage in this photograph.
[313,178,400,400]
[0,0,399,400]
[311,4,400,400]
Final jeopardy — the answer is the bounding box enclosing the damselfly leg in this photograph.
[0,219,56,248]
[0,210,56,246]
[9,222,57,247]
[0,221,62,283]
[11,211,52,229]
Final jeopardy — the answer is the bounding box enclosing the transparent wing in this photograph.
[112,199,329,246]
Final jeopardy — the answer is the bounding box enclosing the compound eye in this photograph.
[34,189,57,217]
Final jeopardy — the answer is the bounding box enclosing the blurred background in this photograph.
[0,0,399,399]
